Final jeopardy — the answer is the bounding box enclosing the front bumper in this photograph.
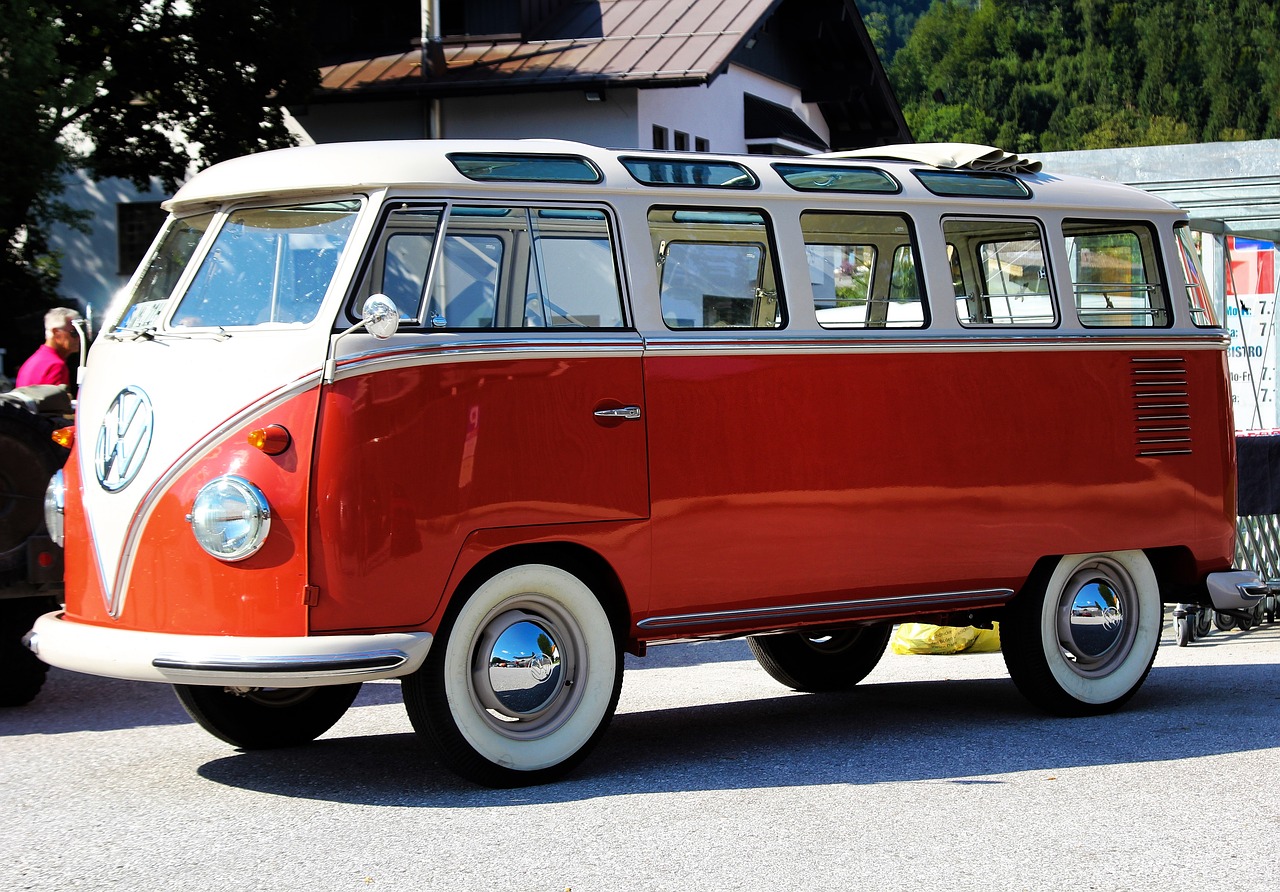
[24,612,433,688]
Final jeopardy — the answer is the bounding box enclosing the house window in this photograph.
[653,126,668,150]
[695,137,709,152]
[674,131,689,151]
[117,202,169,276]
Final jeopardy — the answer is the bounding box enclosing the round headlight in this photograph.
[188,476,271,561]
[44,470,65,547]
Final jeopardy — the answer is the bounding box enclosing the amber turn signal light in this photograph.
[51,426,75,449]
[248,424,291,455]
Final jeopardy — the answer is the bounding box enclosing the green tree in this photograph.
[888,0,1280,153]
[0,0,317,376]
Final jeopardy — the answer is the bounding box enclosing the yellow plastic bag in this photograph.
[890,622,1001,655]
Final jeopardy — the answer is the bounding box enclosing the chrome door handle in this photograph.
[593,406,642,420]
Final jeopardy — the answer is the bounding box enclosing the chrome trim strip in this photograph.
[636,588,1014,630]
[331,337,644,379]
[322,332,1230,379]
[152,649,409,674]
[640,334,1229,357]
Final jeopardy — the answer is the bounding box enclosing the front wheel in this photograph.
[1002,551,1161,716]
[402,564,622,787]
[174,683,361,749]
[747,623,892,692]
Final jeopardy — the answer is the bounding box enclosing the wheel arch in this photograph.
[1012,546,1189,609]
[438,540,632,648]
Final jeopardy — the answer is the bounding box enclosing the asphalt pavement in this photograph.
[3,612,1278,891]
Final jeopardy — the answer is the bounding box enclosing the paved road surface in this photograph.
[3,614,1278,891]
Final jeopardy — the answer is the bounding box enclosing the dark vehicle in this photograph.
[0,385,71,706]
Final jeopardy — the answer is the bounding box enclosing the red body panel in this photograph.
[59,341,1235,644]
[307,349,648,633]
[640,343,1235,633]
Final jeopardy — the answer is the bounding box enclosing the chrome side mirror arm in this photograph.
[323,294,401,384]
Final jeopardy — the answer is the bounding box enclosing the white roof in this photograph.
[819,142,1043,173]
[166,139,1178,217]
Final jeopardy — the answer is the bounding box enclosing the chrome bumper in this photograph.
[1205,571,1269,611]
[24,612,432,687]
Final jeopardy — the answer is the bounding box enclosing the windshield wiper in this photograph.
[106,326,231,342]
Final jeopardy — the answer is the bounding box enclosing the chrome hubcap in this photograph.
[1056,560,1136,676]
[470,602,581,738]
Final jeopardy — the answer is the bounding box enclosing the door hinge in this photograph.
[303,584,320,607]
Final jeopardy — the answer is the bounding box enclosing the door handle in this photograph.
[593,406,642,420]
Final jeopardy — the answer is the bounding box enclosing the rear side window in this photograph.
[800,211,926,329]
[647,208,784,330]
[945,218,1056,326]
[1177,223,1218,327]
[1063,220,1169,327]
[358,204,626,329]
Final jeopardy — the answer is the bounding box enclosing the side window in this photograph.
[1064,220,1169,327]
[945,218,1055,326]
[359,205,626,329]
[522,210,625,328]
[362,205,445,321]
[1177,223,1218,327]
[648,208,784,329]
[800,211,926,329]
[426,231,503,327]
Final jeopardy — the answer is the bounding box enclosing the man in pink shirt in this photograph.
[15,307,82,388]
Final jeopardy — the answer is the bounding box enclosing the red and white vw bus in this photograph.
[27,140,1263,786]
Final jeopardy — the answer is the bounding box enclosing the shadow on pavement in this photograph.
[190,657,1280,807]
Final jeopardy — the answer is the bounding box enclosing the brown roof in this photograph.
[319,0,781,95]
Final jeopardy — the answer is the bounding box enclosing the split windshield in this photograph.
[111,200,361,332]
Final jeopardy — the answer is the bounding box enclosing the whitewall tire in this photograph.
[403,564,622,787]
[1002,550,1161,716]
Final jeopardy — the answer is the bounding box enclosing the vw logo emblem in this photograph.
[95,387,154,492]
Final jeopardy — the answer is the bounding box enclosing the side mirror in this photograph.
[362,294,401,340]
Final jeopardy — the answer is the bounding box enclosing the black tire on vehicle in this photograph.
[0,403,67,585]
[401,563,622,787]
[0,596,57,707]
[1196,607,1214,637]
[173,683,362,749]
[1175,614,1193,648]
[1002,551,1161,717]
[746,623,892,692]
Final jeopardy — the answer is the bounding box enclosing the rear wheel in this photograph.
[1002,551,1160,716]
[174,683,361,749]
[402,564,622,787]
[0,403,67,585]
[747,623,892,692]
